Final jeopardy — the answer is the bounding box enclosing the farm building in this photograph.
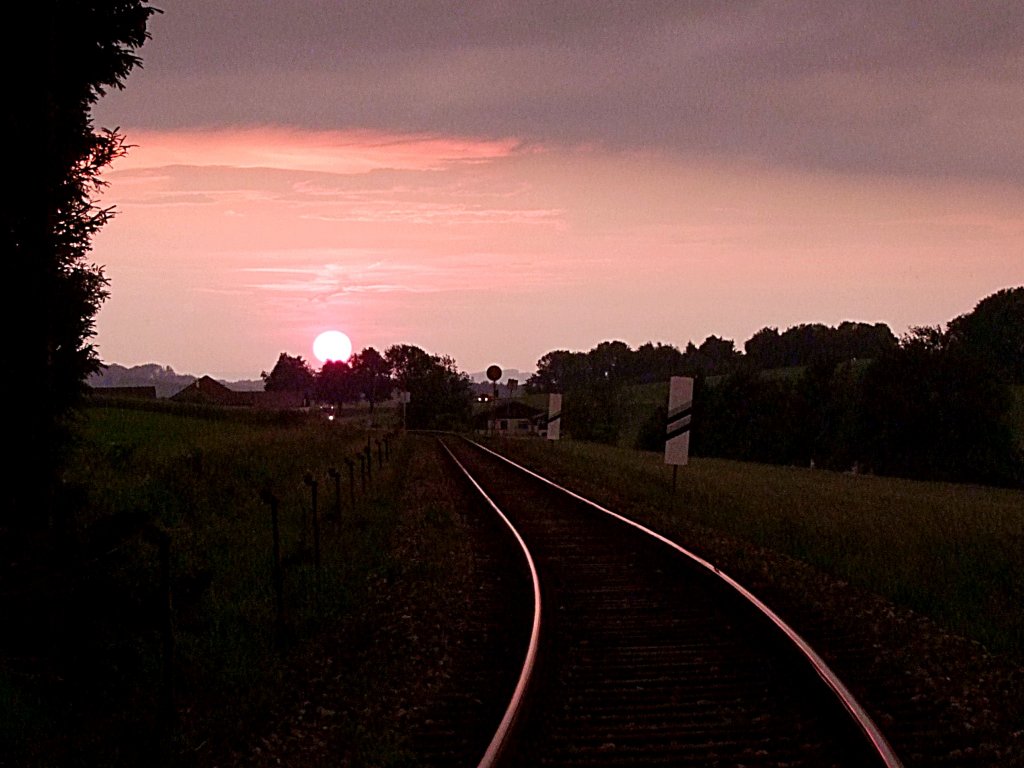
[474,400,545,436]
[170,376,306,409]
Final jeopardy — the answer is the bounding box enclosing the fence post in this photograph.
[260,490,285,650]
[364,443,373,483]
[327,467,341,521]
[303,473,321,610]
[344,457,356,508]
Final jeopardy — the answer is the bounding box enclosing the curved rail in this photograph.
[466,437,904,768]
[437,440,542,768]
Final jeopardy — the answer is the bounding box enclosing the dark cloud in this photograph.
[98,1,1024,182]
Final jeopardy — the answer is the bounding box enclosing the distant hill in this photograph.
[88,363,263,398]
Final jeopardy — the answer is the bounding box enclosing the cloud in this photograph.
[110,127,522,174]
[96,1,1024,184]
[239,247,559,302]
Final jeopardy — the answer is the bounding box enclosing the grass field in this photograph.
[3,405,411,767]
[488,437,1024,659]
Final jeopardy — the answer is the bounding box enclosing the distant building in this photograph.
[473,400,544,436]
[170,376,305,409]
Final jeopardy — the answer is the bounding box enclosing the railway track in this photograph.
[441,436,903,768]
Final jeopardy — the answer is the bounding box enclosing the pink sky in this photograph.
[90,3,1024,381]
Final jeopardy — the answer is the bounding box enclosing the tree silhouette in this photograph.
[7,1,157,529]
[316,360,358,408]
[349,347,392,412]
[860,327,1020,485]
[262,353,315,394]
[385,344,472,428]
[948,286,1024,384]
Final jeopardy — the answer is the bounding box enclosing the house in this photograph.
[170,376,305,409]
[473,400,544,436]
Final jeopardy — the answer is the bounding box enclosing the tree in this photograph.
[689,335,741,376]
[860,327,1021,486]
[6,2,157,528]
[947,286,1024,383]
[385,344,472,428]
[316,360,358,408]
[526,350,590,393]
[262,353,315,394]
[349,347,392,412]
[744,327,785,369]
[633,342,685,383]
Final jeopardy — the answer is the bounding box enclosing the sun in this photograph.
[313,330,353,363]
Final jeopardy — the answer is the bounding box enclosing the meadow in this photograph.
[489,437,1024,660]
[4,404,414,766]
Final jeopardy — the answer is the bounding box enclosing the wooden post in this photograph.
[344,457,356,507]
[328,467,341,521]
[304,474,320,609]
[261,491,285,650]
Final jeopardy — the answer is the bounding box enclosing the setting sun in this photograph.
[313,330,352,363]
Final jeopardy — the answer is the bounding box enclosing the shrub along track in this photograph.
[444,436,903,767]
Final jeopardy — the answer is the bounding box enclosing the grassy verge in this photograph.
[485,437,1024,659]
[2,406,406,766]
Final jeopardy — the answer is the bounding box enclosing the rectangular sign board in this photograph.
[546,393,562,441]
[664,376,693,466]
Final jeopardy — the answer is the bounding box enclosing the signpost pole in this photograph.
[486,365,502,437]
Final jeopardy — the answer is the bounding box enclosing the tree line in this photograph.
[261,343,473,430]
[528,288,1024,488]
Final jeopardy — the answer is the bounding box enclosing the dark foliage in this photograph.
[947,286,1024,384]
[534,292,1022,487]
[385,344,473,429]
[6,2,157,529]
[691,371,798,463]
[262,352,315,394]
[316,359,358,407]
[859,328,1022,486]
[348,346,392,412]
[744,322,897,369]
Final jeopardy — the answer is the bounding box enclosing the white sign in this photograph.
[399,391,411,404]
[546,393,562,441]
[664,376,693,466]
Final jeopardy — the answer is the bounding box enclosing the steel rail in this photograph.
[466,437,905,768]
[437,440,542,768]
